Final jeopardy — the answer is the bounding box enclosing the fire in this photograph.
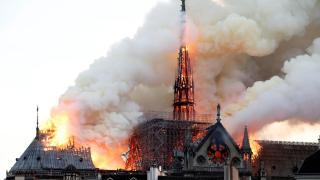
[88,142,126,170]
[249,135,262,157]
[41,112,127,170]
[42,113,71,147]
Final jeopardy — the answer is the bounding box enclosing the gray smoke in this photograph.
[226,38,320,133]
[46,0,320,167]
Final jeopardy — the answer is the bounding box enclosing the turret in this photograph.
[241,126,252,167]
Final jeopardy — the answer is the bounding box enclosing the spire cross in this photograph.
[216,104,221,122]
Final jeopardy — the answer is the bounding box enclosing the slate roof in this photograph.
[298,149,320,174]
[9,132,96,174]
[194,121,241,153]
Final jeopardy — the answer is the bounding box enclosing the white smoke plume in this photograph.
[226,38,320,133]
[46,0,320,168]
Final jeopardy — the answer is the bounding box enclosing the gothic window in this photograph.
[64,165,79,180]
[207,132,230,165]
[63,172,79,180]
[207,143,229,164]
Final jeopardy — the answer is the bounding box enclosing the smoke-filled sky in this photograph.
[0,0,167,178]
[2,0,320,178]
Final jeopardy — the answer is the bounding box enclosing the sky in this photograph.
[0,0,167,178]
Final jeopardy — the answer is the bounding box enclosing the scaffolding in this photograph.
[125,112,213,170]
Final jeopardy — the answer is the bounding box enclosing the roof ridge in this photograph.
[256,140,318,146]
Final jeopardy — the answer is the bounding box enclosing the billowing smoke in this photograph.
[226,38,320,134]
[45,0,320,168]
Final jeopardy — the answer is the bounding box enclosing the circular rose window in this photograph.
[207,143,229,164]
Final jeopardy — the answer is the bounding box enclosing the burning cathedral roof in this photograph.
[10,133,95,174]
[8,109,95,177]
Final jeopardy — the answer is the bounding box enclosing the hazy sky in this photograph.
[0,0,167,178]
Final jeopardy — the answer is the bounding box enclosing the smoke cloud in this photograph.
[46,0,320,168]
[226,38,320,133]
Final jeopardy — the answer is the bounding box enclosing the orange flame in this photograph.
[249,135,262,157]
[41,112,126,170]
[86,141,126,170]
[42,113,71,147]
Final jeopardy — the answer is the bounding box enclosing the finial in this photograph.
[181,0,186,12]
[216,104,221,122]
[36,105,40,139]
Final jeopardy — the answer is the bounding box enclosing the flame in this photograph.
[249,135,261,157]
[42,113,71,147]
[41,111,127,170]
[88,142,126,170]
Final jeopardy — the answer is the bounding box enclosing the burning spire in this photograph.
[173,0,195,120]
[181,0,186,12]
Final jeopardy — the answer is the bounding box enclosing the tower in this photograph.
[241,126,253,167]
[173,0,195,121]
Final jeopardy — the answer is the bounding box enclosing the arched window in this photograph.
[231,157,241,168]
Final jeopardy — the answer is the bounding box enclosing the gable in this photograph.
[191,122,242,168]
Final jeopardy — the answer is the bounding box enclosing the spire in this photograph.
[180,0,186,45]
[173,0,194,120]
[181,0,186,12]
[216,104,221,122]
[241,126,252,154]
[173,46,195,121]
[36,105,40,139]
